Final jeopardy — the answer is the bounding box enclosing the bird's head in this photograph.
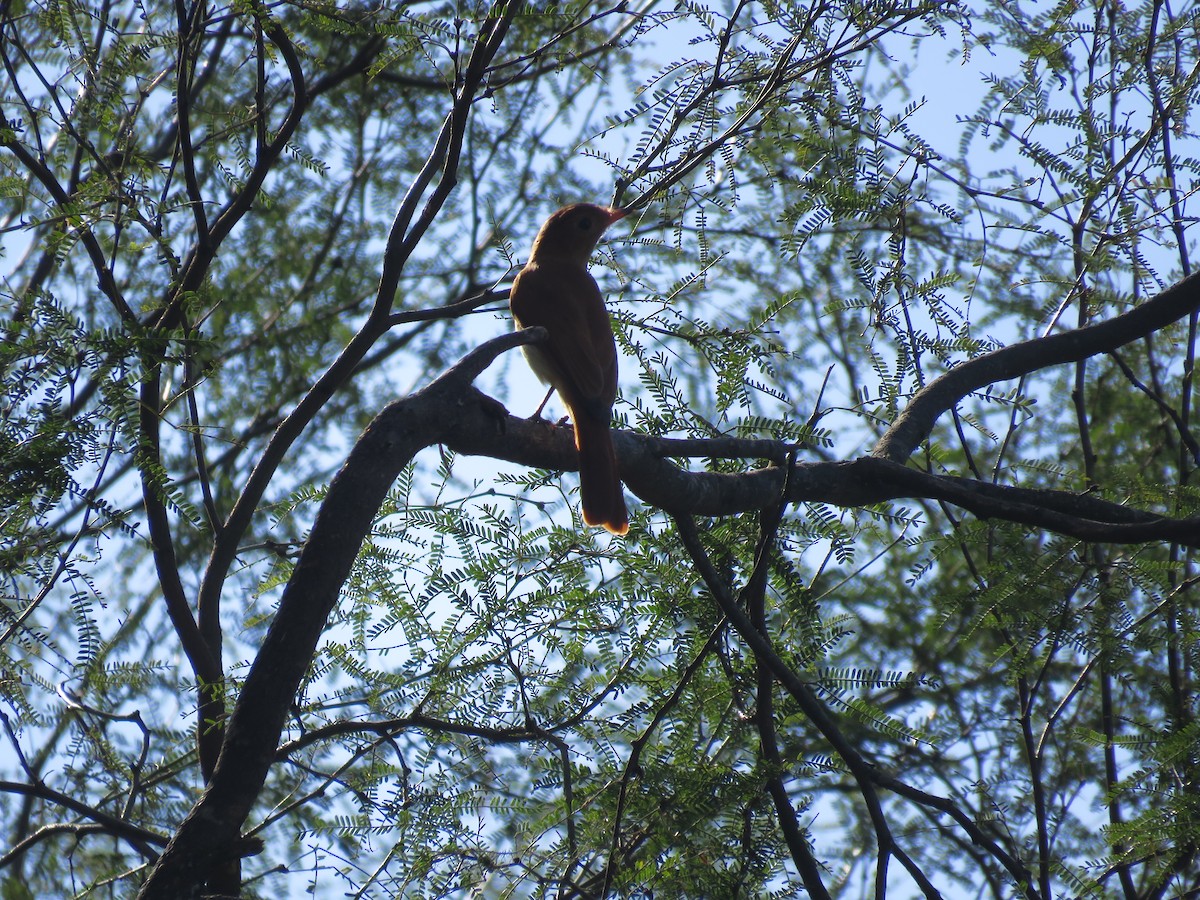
[528,203,626,266]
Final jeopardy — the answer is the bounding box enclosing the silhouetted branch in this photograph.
[139,270,1200,893]
[875,271,1200,463]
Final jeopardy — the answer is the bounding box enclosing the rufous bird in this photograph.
[510,203,630,535]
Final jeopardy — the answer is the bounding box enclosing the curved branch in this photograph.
[205,20,307,250]
[744,460,835,899]
[874,271,1200,463]
[672,515,1039,899]
[0,129,137,324]
[135,327,535,897]
[138,299,1200,892]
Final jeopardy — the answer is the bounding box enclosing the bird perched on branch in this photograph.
[510,203,630,535]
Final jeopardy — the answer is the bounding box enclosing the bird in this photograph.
[509,203,630,535]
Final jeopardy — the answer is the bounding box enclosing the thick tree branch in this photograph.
[136,328,534,897]
[606,438,1199,548]
[139,285,1200,891]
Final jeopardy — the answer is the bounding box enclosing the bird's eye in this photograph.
[578,217,592,230]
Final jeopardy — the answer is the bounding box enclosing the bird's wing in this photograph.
[511,262,617,414]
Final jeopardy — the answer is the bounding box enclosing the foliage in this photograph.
[1,0,1199,897]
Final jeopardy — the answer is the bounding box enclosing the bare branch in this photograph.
[875,271,1200,463]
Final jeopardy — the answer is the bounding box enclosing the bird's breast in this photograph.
[517,340,563,390]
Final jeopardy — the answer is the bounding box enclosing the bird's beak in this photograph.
[605,207,628,225]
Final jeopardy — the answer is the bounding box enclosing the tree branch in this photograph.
[874,271,1200,463]
[745,458,835,899]
[0,780,167,864]
[672,514,1037,899]
[138,286,1200,891]
[193,4,517,682]
[135,329,535,898]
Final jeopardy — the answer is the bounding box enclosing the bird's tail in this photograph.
[573,414,629,535]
